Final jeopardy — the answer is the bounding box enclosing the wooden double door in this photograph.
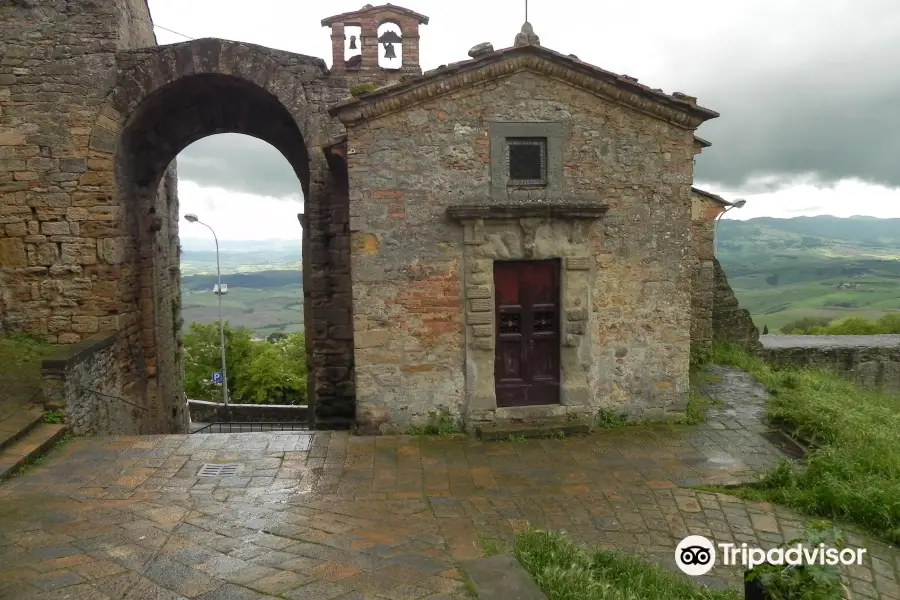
[493,259,561,407]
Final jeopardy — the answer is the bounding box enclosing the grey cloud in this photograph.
[172,0,900,196]
[678,1,900,190]
[177,134,305,199]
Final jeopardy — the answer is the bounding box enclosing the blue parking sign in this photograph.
[212,372,222,384]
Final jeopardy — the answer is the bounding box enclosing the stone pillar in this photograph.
[359,19,380,71]
[305,170,355,430]
[330,23,345,72]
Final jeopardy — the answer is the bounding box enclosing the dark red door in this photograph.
[494,260,561,407]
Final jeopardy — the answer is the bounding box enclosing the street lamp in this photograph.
[714,198,747,259]
[183,213,229,414]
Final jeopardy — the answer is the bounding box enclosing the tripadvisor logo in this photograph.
[675,535,867,576]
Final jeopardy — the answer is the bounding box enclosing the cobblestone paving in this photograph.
[0,367,898,599]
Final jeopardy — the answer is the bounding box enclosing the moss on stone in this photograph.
[350,83,379,97]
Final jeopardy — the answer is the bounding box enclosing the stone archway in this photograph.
[85,39,336,433]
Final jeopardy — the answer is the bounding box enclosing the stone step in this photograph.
[0,423,68,481]
[0,408,44,452]
[461,553,547,600]
[475,418,591,441]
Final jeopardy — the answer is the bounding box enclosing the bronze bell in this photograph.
[348,35,357,50]
[378,30,402,61]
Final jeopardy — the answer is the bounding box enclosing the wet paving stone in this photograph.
[0,367,898,598]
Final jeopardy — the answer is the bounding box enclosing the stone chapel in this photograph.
[0,2,758,436]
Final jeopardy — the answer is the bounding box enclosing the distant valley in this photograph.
[180,240,302,338]
[179,216,900,336]
[717,216,900,331]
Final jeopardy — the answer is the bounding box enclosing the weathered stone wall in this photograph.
[0,0,154,338]
[760,335,900,392]
[1,1,359,432]
[690,193,719,355]
[0,0,173,434]
[40,330,140,435]
[344,70,697,432]
[712,258,762,351]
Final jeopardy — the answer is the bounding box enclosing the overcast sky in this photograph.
[145,0,900,240]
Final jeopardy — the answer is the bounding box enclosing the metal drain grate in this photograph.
[197,463,242,477]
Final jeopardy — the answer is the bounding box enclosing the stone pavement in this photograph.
[0,367,898,599]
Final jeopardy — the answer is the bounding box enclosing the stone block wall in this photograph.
[0,0,182,433]
[712,258,762,351]
[690,193,720,354]
[302,171,355,429]
[760,335,900,393]
[343,69,698,432]
[40,330,140,435]
[1,0,358,432]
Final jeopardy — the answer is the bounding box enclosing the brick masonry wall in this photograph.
[344,69,698,433]
[329,7,423,87]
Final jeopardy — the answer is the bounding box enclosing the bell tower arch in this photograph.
[322,3,429,87]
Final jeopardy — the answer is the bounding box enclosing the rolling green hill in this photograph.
[178,217,900,337]
[182,267,302,338]
[717,216,900,331]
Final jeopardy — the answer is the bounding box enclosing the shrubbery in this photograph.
[183,322,307,405]
[779,313,900,335]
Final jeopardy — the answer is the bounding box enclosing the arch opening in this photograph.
[377,22,403,70]
[113,73,312,433]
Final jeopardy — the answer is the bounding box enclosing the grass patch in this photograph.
[406,408,459,436]
[513,530,739,600]
[596,411,628,428]
[42,410,64,424]
[0,334,59,407]
[684,369,724,425]
[480,536,507,557]
[713,341,900,544]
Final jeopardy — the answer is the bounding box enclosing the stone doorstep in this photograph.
[0,407,44,452]
[461,553,548,600]
[475,418,592,441]
[0,423,68,480]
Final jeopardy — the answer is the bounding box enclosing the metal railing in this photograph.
[190,421,310,434]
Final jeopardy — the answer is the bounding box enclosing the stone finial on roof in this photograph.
[468,42,494,58]
[514,22,540,47]
[673,92,698,106]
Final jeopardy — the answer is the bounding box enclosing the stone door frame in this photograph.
[447,204,607,426]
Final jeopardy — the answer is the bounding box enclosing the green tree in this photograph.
[780,316,832,334]
[825,316,877,335]
[762,325,769,334]
[183,322,258,402]
[236,334,307,405]
[874,313,900,333]
[182,323,307,405]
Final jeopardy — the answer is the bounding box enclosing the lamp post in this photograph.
[183,213,229,415]
[714,198,747,259]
